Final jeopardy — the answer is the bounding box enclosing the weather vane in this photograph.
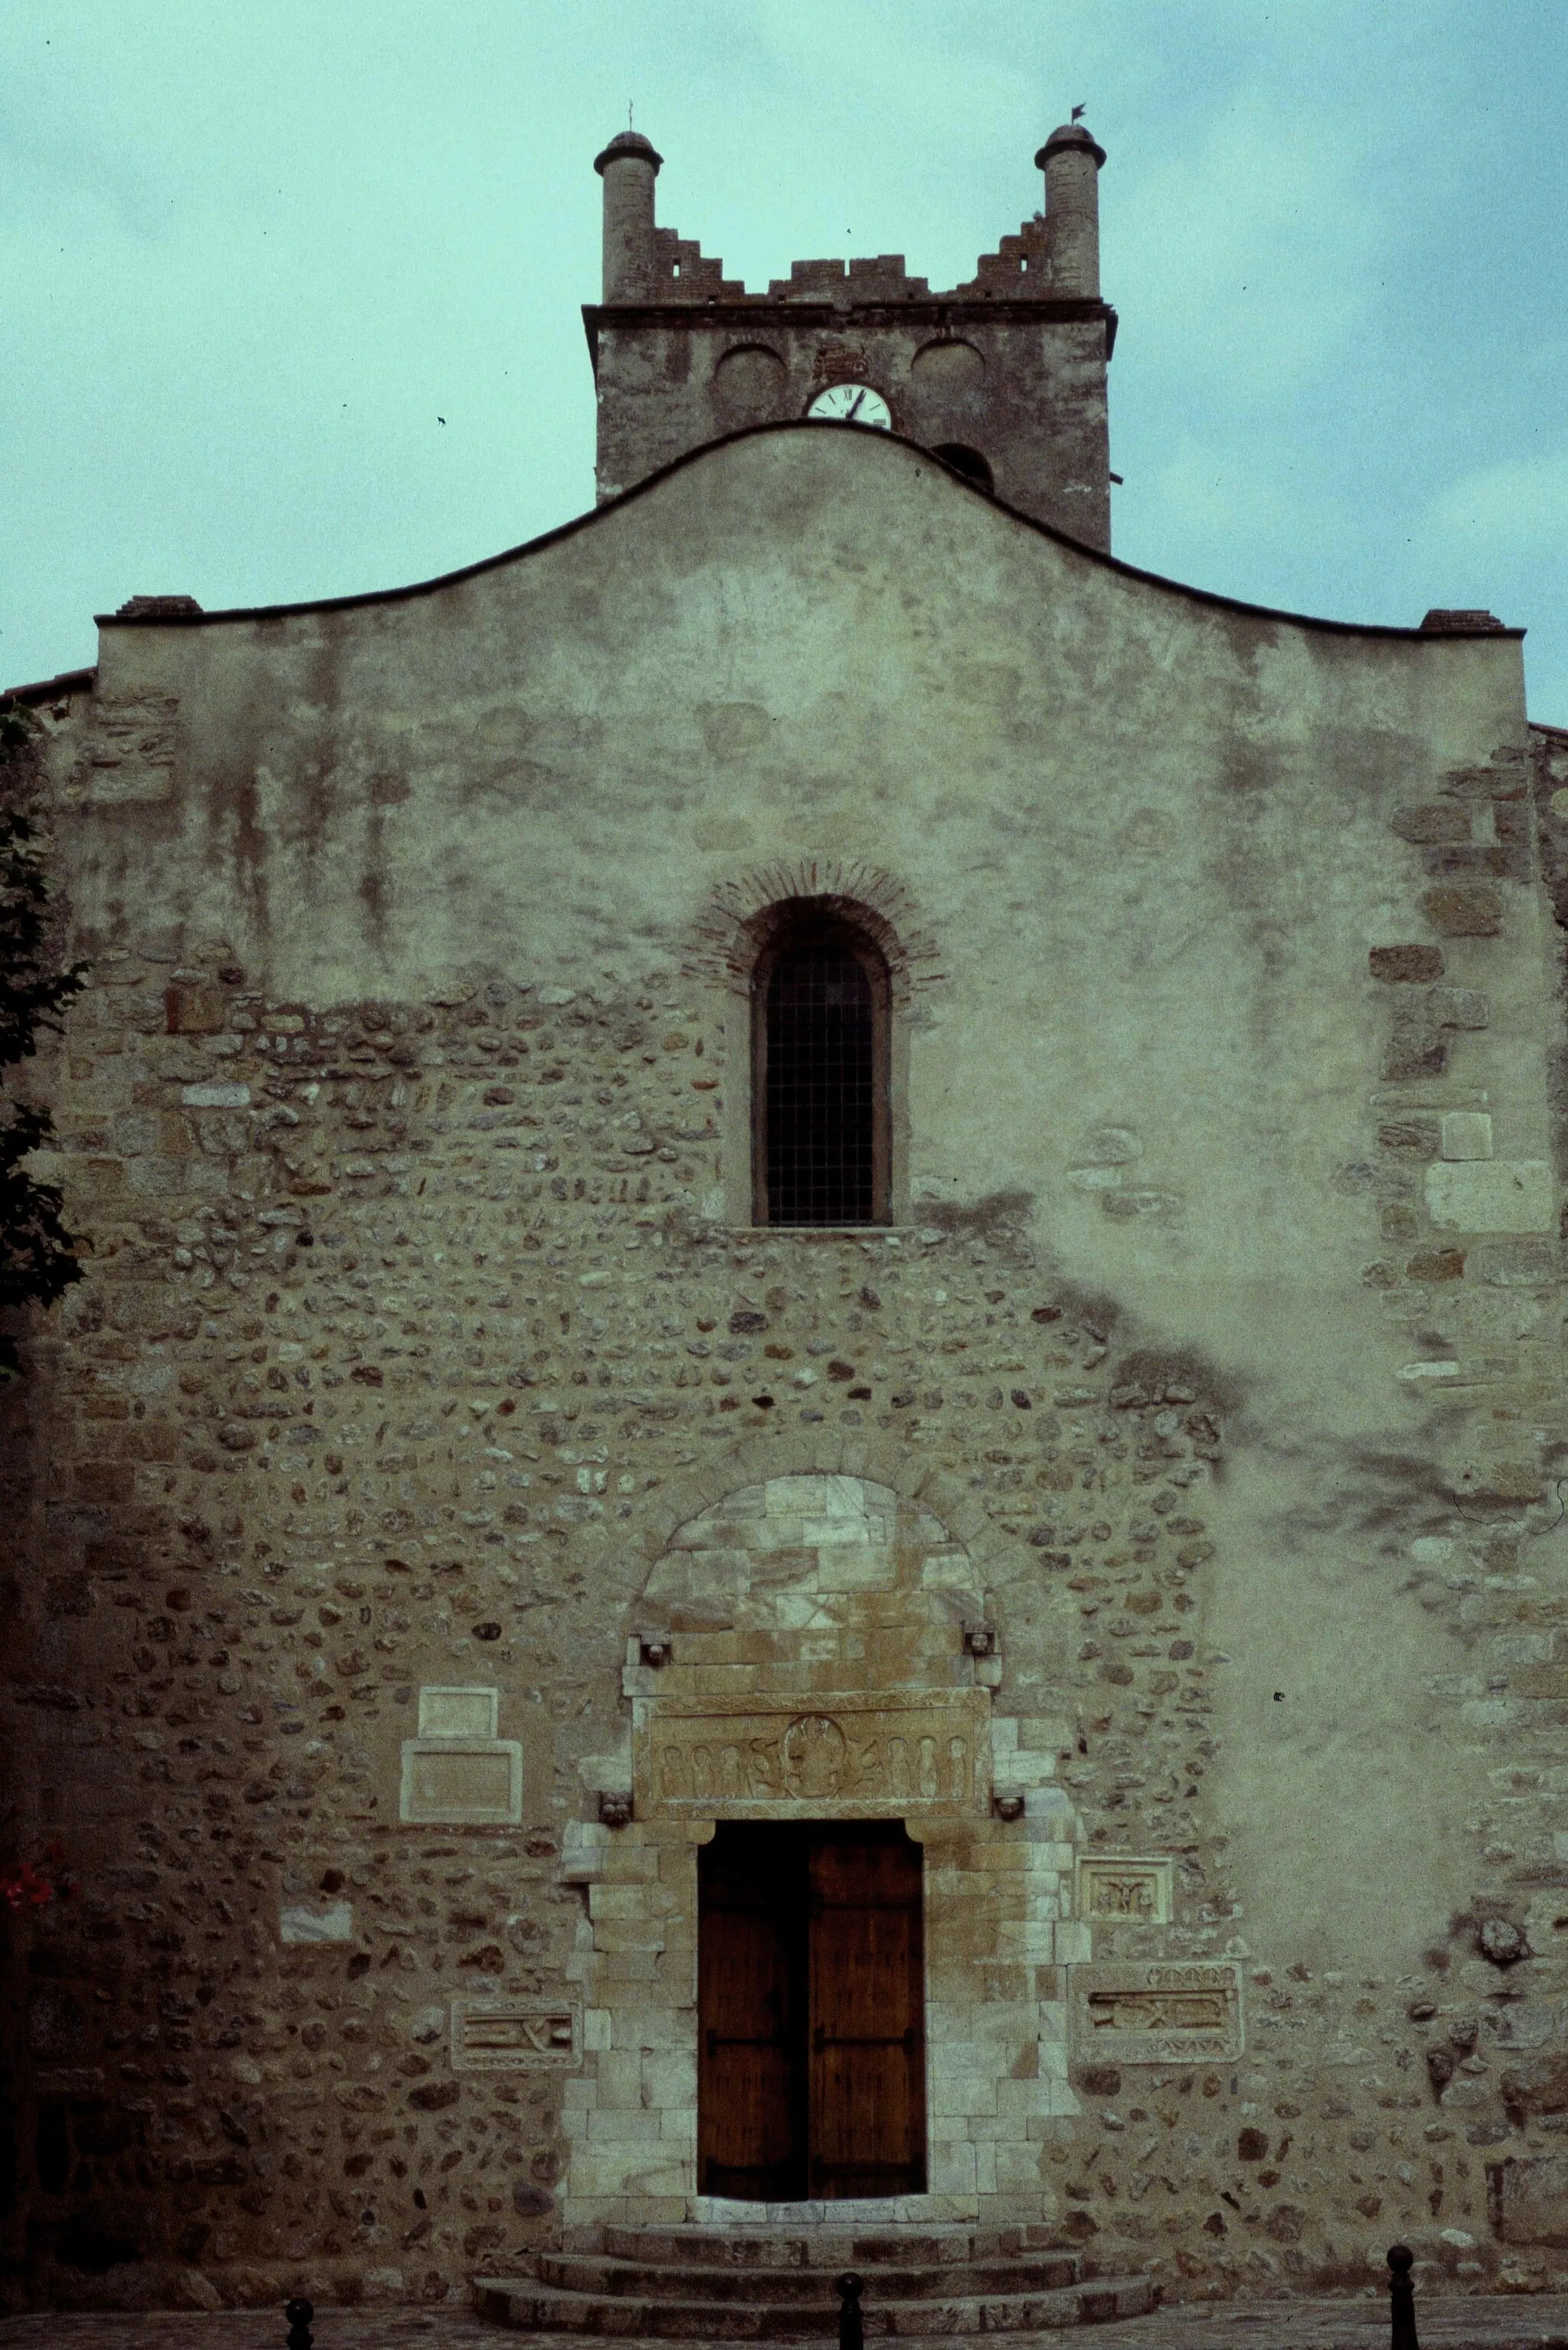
[1071,103,1086,121]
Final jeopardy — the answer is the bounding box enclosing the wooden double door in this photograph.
[697,1821,926,2201]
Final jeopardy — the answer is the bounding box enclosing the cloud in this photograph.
[1112,90,1382,397]
[1116,430,1365,622]
[1426,448,1568,563]
[1141,434,1298,551]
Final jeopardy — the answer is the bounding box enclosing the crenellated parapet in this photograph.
[953,215,1056,297]
[764,254,932,302]
[650,227,750,302]
[585,119,1116,545]
[631,225,1080,309]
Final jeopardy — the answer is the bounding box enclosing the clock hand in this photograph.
[846,389,865,420]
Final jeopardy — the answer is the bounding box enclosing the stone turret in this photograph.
[1036,119,1106,299]
[594,129,662,303]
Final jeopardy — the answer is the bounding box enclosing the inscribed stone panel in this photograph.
[400,1740,522,1825]
[1070,1962,1243,2062]
[419,1686,498,1737]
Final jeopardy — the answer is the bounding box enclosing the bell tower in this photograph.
[585,121,1116,548]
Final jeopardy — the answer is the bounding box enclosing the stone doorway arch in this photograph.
[558,1472,1083,2231]
[633,1472,994,1822]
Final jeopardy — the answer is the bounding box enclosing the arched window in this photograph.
[932,443,994,492]
[753,911,891,1226]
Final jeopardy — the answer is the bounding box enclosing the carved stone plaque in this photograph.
[401,1683,521,1825]
[1076,1855,1173,1925]
[1070,1963,1243,2062]
[452,1996,580,2071]
[639,1691,990,1818]
[400,1741,521,1825]
[420,1685,498,1738]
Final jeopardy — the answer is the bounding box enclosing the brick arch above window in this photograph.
[683,861,944,1007]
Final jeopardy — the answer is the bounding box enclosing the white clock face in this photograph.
[805,383,892,429]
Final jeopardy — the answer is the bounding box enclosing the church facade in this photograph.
[5,121,1568,2316]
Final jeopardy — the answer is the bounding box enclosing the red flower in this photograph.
[2,1864,52,1911]
[1,1845,74,1910]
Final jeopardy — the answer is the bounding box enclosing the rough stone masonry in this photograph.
[5,145,1568,2323]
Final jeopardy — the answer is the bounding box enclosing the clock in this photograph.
[805,383,892,429]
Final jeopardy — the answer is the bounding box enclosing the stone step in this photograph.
[473,2273,1155,2339]
[596,2223,1074,2270]
[538,2250,1085,2303]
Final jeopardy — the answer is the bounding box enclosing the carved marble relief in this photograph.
[452,1996,581,2071]
[1075,1855,1174,1924]
[639,1691,990,1818]
[1070,1963,1243,2062]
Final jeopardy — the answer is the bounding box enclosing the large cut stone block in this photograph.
[279,1901,352,1944]
[1426,1159,1553,1233]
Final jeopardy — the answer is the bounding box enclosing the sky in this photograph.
[5,0,1568,717]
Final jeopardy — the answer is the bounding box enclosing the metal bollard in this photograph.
[286,2297,315,2350]
[836,2270,864,2350]
[1387,2244,1418,2350]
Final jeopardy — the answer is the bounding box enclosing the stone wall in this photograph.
[588,312,1114,544]
[4,429,1568,2311]
[2,939,1563,2309]
[1,956,1233,2300]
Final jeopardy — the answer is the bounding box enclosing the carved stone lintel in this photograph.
[639,1691,991,1819]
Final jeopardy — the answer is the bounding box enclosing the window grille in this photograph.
[756,921,887,1225]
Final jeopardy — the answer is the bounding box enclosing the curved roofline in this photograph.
[90,419,1524,645]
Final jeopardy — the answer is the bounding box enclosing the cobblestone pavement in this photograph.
[2,2299,1568,2350]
